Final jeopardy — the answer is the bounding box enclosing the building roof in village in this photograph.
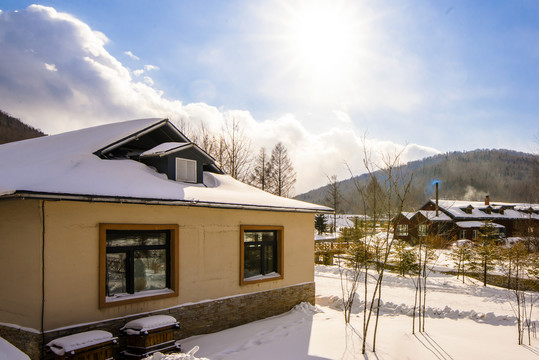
[455,221,505,229]
[416,210,452,221]
[0,118,332,213]
[426,199,539,221]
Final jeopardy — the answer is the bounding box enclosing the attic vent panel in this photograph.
[176,158,197,183]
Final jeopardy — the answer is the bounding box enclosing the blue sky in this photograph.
[0,1,538,193]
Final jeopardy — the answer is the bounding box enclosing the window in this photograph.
[99,224,178,307]
[472,230,478,240]
[418,224,428,237]
[396,224,408,236]
[459,229,467,239]
[176,158,196,183]
[240,225,283,285]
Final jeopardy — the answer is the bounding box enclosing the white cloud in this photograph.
[144,64,159,72]
[0,5,440,194]
[133,64,159,78]
[44,63,57,72]
[124,51,139,60]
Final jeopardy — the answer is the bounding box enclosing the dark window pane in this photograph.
[243,230,279,279]
[263,244,275,274]
[106,253,126,296]
[134,249,167,292]
[105,229,170,296]
[244,243,262,278]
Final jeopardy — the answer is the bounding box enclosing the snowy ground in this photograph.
[2,263,538,360]
[159,264,538,360]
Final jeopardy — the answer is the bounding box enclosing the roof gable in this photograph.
[94,119,190,159]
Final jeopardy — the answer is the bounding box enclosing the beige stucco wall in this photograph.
[0,199,315,331]
[0,199,44,330]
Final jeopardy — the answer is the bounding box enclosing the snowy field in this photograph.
[165,264,538,360]
[2,263,538,359]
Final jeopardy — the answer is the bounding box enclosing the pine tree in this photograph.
[475,222,501,286]
[314,214,327,235]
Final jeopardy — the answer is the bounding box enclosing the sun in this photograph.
[274,0,366,90]
[287,3,360,79]
[250,0,374,105]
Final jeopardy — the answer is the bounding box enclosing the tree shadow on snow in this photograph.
[522,344,539,356]
[414,332,454,360]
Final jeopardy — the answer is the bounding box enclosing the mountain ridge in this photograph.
[0,110,45,144]
[295,149,538,213]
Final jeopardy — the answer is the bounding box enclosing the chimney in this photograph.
[435,182,439,217]
[485,195,490,206]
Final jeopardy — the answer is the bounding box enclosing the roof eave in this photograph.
[2,191,332,214]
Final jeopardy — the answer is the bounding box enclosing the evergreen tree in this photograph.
[474,222,501,286]
[314,214,327,235]
[394,240,418,277]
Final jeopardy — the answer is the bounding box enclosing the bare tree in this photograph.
[411,234,441,334]
[324,175,342,233]
[190,122,218,158]
[221,116,252,181]
[338,220,369,324]
[268,142,296,197]
[250,147,271,190]
[343,140,413,354]
[500,243,538,345]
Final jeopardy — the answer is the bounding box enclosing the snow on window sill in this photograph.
[106,288,174,303]
[243,272,282,282]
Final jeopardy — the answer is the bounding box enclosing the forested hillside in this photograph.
[0,110,45,144]
[295,149,539,213]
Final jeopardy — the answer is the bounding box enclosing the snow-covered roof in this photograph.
[323,214,370,228]
[0,118,331,213]
[416,210,452,221]
[429,199,539,221]
[455,221,505,229]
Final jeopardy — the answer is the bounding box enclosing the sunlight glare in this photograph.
[284,1,364,87]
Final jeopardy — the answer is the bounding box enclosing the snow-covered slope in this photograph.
[152,265,538,360]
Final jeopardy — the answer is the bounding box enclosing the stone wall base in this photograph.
[1,282,315,360]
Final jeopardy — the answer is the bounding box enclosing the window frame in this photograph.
[99,223,179,308]
[418,224,428,237]
[396,224,408,236]
[175,158,197,183]
[240,225,284,286]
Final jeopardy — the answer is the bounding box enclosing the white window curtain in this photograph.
[175,158,197,183]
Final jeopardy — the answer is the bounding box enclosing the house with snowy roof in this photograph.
[393,195,539,245]
[0,118,331,359]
